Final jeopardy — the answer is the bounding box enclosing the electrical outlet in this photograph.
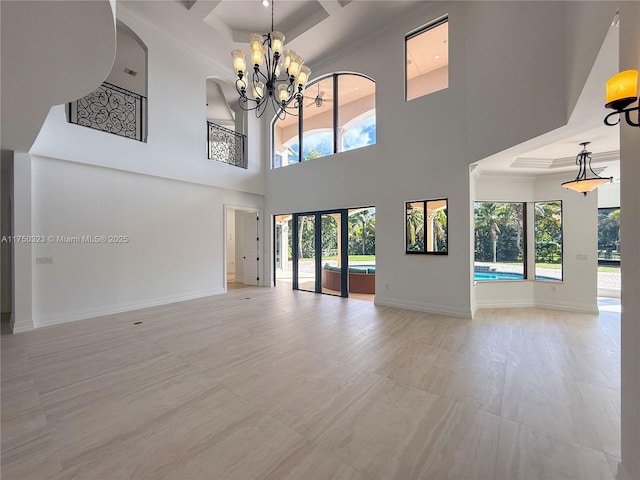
[35,257,55,265]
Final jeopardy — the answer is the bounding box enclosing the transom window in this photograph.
[406,17,449,101]
[272,73,376,168]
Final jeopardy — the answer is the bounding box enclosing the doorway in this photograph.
[274,207,375,300]
[225,206,260,291]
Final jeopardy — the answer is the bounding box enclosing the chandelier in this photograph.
[230,1,311,119]
[561,142,613,196]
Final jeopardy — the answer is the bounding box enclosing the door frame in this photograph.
[291,209,349,297]
[223,204,263,292]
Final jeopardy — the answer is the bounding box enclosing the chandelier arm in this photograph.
[253,67,269,85]
[586,153,605,178]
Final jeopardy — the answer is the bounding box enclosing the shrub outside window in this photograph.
[272,73,376,168]
[534,201,563,281]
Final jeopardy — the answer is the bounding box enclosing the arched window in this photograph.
[272,73,375,168]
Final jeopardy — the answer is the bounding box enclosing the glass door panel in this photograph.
[296,214,316,292]
[321,213,342,296]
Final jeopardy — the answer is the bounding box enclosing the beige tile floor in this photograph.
[1,288,620,479]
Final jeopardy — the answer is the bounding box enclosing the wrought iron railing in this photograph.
[67,82,147,142]
[207,122,247,168]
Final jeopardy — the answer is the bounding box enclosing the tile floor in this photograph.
[1,288,620,479]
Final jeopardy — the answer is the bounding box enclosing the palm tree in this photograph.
[406,208,424,251]
[474,202,503,263]
[350,209,375,255]
[433,209,447,251]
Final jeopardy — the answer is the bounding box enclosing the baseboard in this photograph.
[374,296,472,319]
[598,288,621,298]
[33,288,225,328]
[473,299,599,315]
[474,299,535,309]
[534,301,599,315]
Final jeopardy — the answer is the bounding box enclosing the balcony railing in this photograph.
[207,122,247,169]
[67,82,147,142]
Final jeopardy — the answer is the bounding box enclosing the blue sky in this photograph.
[290,116,376,160]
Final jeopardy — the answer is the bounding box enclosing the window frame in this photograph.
[473,201,527,281]
[405,15,449,102]
[534,200,563,282]
[271,72,376,168]
[405,198,448,255]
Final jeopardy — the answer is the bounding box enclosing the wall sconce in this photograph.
[561,142,612,196]
[604,69,639,127]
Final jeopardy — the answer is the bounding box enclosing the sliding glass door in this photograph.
[295,214,317,292]
[292,210,348,296]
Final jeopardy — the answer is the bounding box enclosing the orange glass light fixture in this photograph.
[604,70,639,127]
[561,142,612,196]
[231,0,310,119]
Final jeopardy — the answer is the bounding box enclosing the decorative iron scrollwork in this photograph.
[67,82,146,142]
[207,122,247,169]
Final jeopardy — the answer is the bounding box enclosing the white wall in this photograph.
[28,155,262,327]
[264,1,592,318]
[597,181,620,208]
[12,153,33,332]
[29,9,265,196]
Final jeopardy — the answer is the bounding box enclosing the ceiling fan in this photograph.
[305,83,332,108]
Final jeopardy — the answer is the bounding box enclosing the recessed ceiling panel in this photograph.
[211,0,327,43]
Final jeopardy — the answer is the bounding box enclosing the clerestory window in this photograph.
[406,16,448,101]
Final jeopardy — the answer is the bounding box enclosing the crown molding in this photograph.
[511,150,620,169]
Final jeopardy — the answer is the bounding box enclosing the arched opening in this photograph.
[205,77,247,168]
[66,21,148,142]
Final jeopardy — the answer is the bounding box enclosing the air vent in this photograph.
[124,68,138,77]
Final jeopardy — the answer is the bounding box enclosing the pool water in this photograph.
[475,272,560,282]
[475,272,524,281]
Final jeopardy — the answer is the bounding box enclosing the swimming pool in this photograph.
[475,272,524,281]
[475,272,560,281]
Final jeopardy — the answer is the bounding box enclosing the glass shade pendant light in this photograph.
[231,0,311,119]
[561,142,613,196]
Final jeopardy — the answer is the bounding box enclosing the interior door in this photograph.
[239,211,258,286]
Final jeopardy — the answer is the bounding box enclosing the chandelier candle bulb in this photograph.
[278,84,289,102]
[297,65,311,88]
[270,31,285,55]
[252,81,265,100]
[231,50,247,76]
[249,34,265,67]
[283,49,294,70]
[606,70,638,110]
[288,54,303,79]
